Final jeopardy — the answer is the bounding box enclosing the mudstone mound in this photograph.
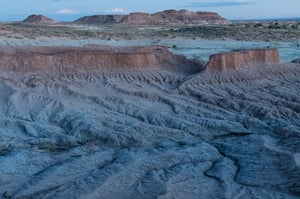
[206,48,280,72]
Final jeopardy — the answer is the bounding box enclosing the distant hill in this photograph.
[74,9,230,25]
[22,14,57,24]
[74,15,125,25]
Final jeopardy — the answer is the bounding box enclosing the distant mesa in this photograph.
[74,15,125,25]
[206,48,280,72]
[151,9,228,25]
[74,9,229,25]
[22,14,57,24]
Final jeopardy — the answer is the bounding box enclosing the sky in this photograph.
[0,0,299,21]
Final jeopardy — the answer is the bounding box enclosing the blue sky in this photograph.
[0,0,299,21]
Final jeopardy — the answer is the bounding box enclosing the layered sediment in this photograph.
[0,45,200,73]
[206,48,280,71]
[0,46,282,74]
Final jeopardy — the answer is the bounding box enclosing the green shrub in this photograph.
[268,24,280,29]
[254,23,262,28]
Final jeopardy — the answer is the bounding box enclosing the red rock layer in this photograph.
[206,48,280,72]
[0,45,200,73]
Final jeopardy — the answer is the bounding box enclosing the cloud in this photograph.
[56,9,77,14]
[110,8,127,13]
[186,0,255,8]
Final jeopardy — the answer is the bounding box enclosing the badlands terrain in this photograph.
[0,10,300,198]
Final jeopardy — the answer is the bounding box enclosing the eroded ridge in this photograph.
[206,48,280,71]
[0,45,201,73]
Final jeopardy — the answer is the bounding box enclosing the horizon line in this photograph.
[0,12,299,23]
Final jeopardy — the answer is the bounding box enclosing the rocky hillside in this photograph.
[74,9,229,25]
[22,14,57,24]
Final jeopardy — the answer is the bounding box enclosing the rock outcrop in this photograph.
[74,9,229,25]
[22,14,57,24]
[206,48,280,72]
[0,45,200,73]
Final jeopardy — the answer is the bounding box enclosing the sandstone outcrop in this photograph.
[206,48,280,72]
[22,14,57,24]
[74,9,229,25]
[0,45,200,73]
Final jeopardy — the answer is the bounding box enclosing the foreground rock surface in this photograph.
[206,48,280,71]
[0,46,299,199]
[75,9,229,25]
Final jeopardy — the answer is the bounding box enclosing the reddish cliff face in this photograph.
[22,15,57,24]
[74,9,229,25]
[206,48,280,72]
[0,45,200,73]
